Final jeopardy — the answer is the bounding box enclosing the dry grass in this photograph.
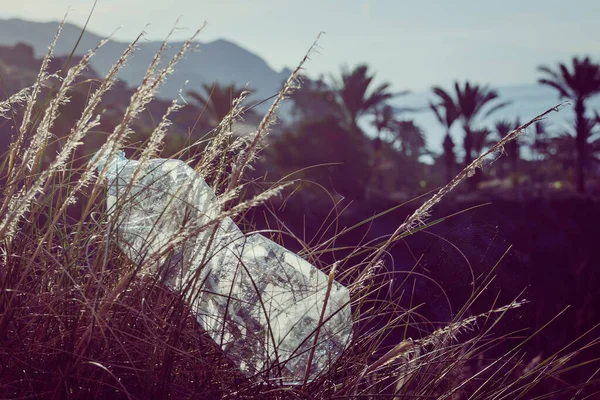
[0,19,598,400]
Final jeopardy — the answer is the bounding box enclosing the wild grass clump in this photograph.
[0,18,599,399]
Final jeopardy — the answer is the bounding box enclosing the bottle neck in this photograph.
[92,150,130,179]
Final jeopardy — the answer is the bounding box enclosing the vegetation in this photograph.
[0,17,599,400]
[430,97,459,183]
[538,56,600,193]
[188,81,253,126]
[334,64,399,130]
[431,82,510,191]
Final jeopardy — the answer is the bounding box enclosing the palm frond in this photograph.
[482,101,511,119]
[538,78,571,99]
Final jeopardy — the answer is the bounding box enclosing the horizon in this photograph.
[2,0,600,93]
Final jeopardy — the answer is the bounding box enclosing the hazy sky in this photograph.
[3,0,600,92]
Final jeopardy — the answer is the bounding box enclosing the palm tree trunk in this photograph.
[443,133,454,183]
[463,126,476,190]
[575,98,587,194]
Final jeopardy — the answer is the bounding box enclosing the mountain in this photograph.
[0,18,291,110]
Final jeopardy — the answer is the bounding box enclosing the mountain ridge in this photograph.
[0,18,291,108]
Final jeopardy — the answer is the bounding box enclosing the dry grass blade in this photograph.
[196,89,251,188]
[0,86,30,118]
[227,32,325,192]
[93,22,205,181]
[366,102,568,269]
[8,14,65,174]
[138,88,186,164]
[360,300,527,381]
[0,32,112,239]
[302,262,338,388]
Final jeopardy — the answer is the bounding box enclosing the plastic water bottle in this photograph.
[92,150,353,383]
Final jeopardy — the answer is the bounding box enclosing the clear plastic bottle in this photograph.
[93,151,353,383]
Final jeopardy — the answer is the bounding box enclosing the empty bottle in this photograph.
[92,150,353,383]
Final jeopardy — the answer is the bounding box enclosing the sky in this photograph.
[2,0,600,93]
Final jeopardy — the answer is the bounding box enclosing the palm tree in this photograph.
[335,64,401,130]
[368,104,397,197]
[538,56,600,193]
[188,81,251,125]
[442,134,455,183]
[524,121,551,191]
[291,75,343,121]
[592,113,600,167]
[372,104,396,139]
[496,119,524,184]
[529,121,548,162]
[391,120,426,158]
[432,82,509,190]
[471,127,496,186]
[430,99,460,182]
[471,128,494,155]
[432,82,509,166]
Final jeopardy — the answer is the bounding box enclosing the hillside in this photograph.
[0,41,214,160]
